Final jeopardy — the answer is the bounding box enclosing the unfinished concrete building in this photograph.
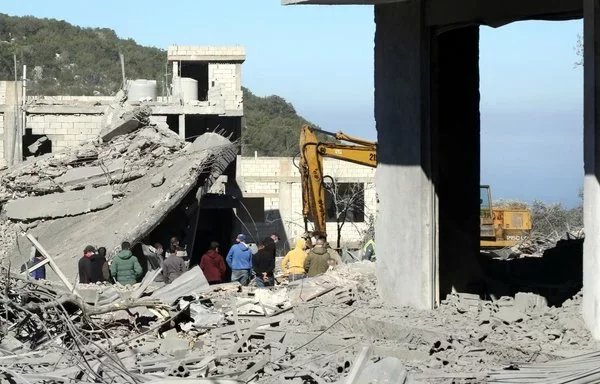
[0,45,247,271]
[281,0,600,336]
[236,156,377,251]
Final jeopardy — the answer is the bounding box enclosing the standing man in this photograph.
[162,248,186,284]
[110,242,143,286]
[226,234,252,286]
[362,239,376,261]
[253,238,275,287]
[90,247,109,283]
[200,241,226,285]
[304,238,331,277]
[79,245,96,284]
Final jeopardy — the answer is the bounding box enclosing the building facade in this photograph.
[0,45,245,167]
[236,156,377,251]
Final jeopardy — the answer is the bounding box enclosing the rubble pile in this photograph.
[0,104,239,275]
[0,256,597,383]
[0,111,184,208]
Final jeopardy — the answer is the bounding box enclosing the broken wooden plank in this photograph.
[26,233,77,294]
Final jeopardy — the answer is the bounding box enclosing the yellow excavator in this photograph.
[298,124,532,249]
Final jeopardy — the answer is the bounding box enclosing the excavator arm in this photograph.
[299,125,377,239]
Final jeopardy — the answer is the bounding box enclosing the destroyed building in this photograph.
[0,45,248,275]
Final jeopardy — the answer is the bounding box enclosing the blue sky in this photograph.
[0,2,584,206]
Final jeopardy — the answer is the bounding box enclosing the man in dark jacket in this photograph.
[200,241,226,284]
[90,247,109,283]
[304,239,330,277]
[78,245,95,284]
[253,238,276,287]
[110,242,143,285]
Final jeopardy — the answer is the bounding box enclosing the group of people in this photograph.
[221,231,343,287]
[27,231,352,288]
[281,236,342,281]
[223,233,280,287]
[78,242,142,285]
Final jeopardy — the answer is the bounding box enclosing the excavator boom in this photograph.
[299,124,531,249]
[299,125,376,237]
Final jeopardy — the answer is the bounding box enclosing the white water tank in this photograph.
[127,79,157,102]
[173,77,198,102]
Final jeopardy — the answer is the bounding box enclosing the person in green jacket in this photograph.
[303,238,331,277]
[110,242,142,285]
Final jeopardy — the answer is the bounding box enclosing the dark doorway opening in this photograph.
[23,128,52,159]
[181,61,209,101]
[166,115,180,136]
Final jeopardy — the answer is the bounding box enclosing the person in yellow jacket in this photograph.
[281,238,307,282]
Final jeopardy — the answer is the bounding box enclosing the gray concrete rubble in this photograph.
[5,186,114,221]
[0,103,238,277]
[0,257,596,383]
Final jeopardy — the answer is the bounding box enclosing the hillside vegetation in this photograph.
[0,13,317,156]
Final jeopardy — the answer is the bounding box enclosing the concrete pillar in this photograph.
[3,81,22,166]
[583,0,600,338]
[374,1,438,309]
[433,27,483,298]
[179,114,186,140]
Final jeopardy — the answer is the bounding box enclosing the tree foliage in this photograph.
[0,13,318,157]
[494,193,583,237]
[0,13,166,96]
[242,87,321,156]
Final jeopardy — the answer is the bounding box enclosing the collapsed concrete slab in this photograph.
[99,105,151,142]
[5,186,113,221]
[11,138,237,276]
[54,158,125,186]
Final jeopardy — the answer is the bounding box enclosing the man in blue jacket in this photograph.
[226,234,252,286]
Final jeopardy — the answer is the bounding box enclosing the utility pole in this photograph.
[11,53,20,165]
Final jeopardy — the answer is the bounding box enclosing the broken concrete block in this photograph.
[137,127,162,142]
[159,336,189,356]
[191,132,231,152]
[494,307,524,324]
[515,292,548,314]
[99,105,151,142]
[5,186,113,221]
[54,159,125,186]
[150,173,165,187]
[356,357,409,384]
[27,136,48,154]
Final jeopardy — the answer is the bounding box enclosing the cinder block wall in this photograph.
[27,114,103,152]
[237,156,377,250]
[208,63,243,112]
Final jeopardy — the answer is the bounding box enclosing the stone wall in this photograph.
[27,114,103,152]
[237,156,377,250]
[208,63,243,112]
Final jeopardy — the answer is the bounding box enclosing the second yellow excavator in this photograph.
[298,124,532,250]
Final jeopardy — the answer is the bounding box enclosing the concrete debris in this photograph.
[5,186,114,221]
[0,256,594,384]
[151,172,166,187]
[0,108,238,276]
[27,136,48,154]
[99,104,151,142]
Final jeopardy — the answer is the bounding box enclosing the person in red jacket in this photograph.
[199,241,226,285]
